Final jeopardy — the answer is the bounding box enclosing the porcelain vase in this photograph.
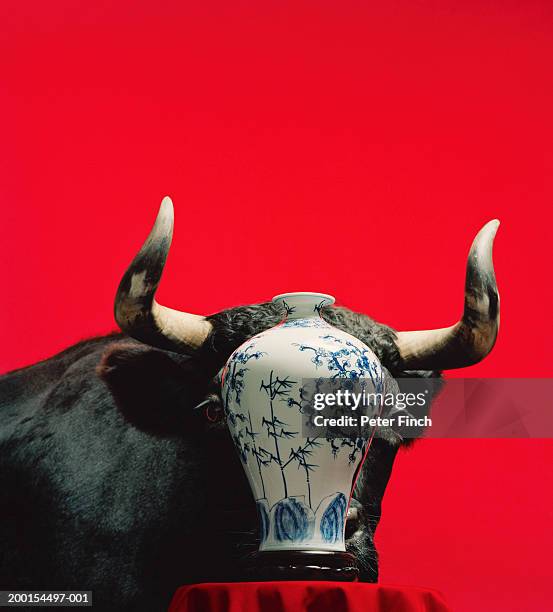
[221,292,384,579]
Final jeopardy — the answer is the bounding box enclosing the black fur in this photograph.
[202,302,402,374]
[0,303,440,611]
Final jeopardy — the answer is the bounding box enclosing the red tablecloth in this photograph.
[169,582,451,612]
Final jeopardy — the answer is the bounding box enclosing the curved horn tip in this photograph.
[157,196,174,221]
[478,218,500,240]
[470,218,500,260]
[160,195,173,210]
[144,196,174,242]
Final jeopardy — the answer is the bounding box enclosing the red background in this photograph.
[1,2,552,610]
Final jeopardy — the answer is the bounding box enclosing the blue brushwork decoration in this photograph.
[256,499,270,543]
[282,317,330,328]
[273,497,314,542]
[319,492,348,543]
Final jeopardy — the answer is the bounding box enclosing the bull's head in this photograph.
[106,196,499,582]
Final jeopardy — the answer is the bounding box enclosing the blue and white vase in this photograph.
[222,292,384,558]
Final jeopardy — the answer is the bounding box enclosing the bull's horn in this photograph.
[395,220,500,370]
[114,197,212,353]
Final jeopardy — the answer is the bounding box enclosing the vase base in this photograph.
[244,550,359,582]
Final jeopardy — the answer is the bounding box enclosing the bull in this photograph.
[0,198,499,611]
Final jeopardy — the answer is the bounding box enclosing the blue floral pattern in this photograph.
[282,318,331,329]
[294,335,384,391]
[319,493,348,543]
[273,497,314,542]
[256,500,270,543]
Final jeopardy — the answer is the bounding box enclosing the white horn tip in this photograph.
[161,195,173,210]
[475,219,500,246]
[155,196,174,226]
[484,218,500,233]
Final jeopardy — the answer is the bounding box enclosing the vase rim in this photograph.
[272,292,335,307]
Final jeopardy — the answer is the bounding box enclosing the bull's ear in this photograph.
[97,341,207,435]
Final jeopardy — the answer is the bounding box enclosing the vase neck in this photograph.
[272,292,335,320]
